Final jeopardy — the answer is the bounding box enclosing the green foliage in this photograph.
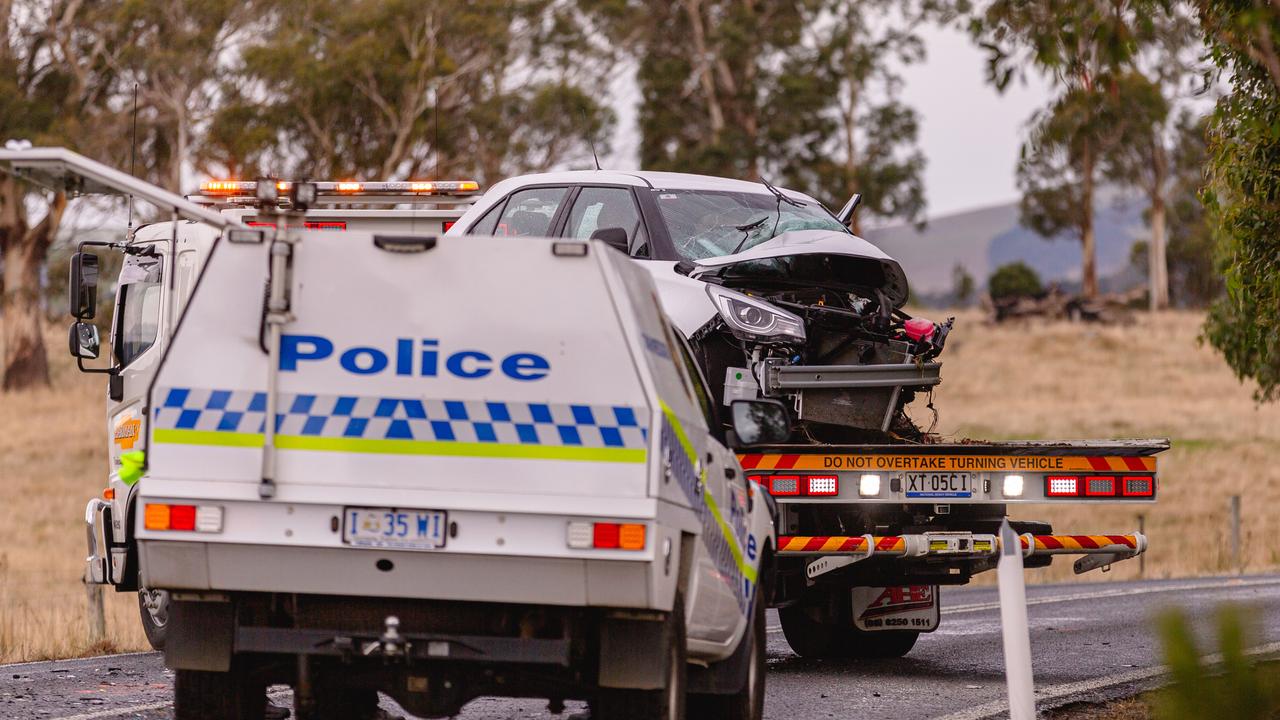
[987,261,1043,300]
[605,0,932,228]
[1199,0,1280,402]
[1155,606,1280,719]
[206,0,614,182]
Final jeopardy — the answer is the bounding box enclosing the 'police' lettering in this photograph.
[280,334,549,382]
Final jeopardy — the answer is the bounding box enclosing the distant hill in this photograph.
[864,190,1149,303]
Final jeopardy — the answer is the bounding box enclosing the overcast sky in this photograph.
[604,23,1054,222]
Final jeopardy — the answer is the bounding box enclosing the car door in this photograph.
[466,186,571,237]
[561,186,651,258]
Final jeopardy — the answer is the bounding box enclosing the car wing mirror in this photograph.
[589,227,630,254]
[729,399,791,447]
[69,251,100,319]
[836,193,862,229]
[69,321,101,360]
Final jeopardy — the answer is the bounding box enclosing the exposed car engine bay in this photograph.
[687,253,953,443]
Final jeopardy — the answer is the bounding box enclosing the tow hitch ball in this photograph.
[362,615,410,658]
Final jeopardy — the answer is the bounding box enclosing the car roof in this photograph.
[483,170,821,205]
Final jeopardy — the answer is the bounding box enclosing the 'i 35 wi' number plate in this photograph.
[342,507,448,550]
[905,472,973,499]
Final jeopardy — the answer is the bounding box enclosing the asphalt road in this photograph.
[5,574,1279,720]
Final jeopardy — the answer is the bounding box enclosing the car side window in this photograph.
[490,187,568,236]
[468,202,504,235]
[565,187,649,257]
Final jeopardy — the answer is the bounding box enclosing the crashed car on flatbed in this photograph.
[448,171,1166,660]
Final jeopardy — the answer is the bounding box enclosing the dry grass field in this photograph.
[1,311,1277,662]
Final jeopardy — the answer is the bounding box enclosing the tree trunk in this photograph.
[1148,195,1169,310]
[1,180,66,391]
[1080,139,1098,298]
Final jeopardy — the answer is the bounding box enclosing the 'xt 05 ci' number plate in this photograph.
[905,473,973,499]
[343,507,448,550]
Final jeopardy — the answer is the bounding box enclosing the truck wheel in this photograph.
[779,605,919,659]
[688,582,766,720]
[841,627,919,659]
[777,604,841,659]
[595,596,687,720]
[138,588,169,650]
[174,662,265,720]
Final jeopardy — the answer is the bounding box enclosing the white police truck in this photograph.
[1,147,776,720]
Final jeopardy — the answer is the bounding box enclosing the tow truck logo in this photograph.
[113,416,141,451]
[858,586,935,620]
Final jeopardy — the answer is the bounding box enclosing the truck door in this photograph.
[106,244,168,506]
[671,333,744,645]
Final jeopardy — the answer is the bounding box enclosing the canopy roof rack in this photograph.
[190,179,481,208]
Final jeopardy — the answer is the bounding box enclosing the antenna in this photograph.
[581,108,601,171]
[127,83,138,233]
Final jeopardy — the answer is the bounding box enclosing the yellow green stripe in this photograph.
[152,428,645,464]
[658,399,758,584]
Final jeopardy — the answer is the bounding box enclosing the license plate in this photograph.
[905,472,973,498]
[342,507,448,550]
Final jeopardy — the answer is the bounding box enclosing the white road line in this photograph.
[943,577,1280,615]
[931,641,1280,720]
[0,651,159,671]
[765,577,1280,633]
[48,689,292,720]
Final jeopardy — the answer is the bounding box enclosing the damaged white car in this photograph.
[446,171,950,442]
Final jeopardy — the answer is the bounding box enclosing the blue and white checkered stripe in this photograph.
[154,387,647,449]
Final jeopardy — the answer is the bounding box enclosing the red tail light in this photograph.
[442,220,456,232]
[593,523,620,549]
[1046,475,1080,497]
[1084,476,1116,496]
[168,505,197,531]
[1121,476,1155,497]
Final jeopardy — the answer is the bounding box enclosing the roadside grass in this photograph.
[905,310,1280,583]
[0,327,149,663]
[0,311,1276,662]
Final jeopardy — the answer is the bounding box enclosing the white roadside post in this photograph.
[998,518,1036,719]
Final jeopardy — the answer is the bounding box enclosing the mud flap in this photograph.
[851,585,940,633]
[165,600,234,672]
[598,614,668,689]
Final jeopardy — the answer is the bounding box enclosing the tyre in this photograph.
[174,661,266,720]
[594,596,687,720]
[779,602,918,659]
[688,581,766,720]
[138,588,169,651]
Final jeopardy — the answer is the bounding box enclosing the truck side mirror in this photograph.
[69,252,100,319]
[589,227,630,254]
[68,321,101,360]
[729,399,791,446]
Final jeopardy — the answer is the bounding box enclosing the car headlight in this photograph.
[706,285,806,344]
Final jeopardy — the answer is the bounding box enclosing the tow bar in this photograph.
[780,532,1148,578]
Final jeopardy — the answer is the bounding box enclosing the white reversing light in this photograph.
[859,474,881,497]
[566,521,593,549]
[1003,475,1024,498]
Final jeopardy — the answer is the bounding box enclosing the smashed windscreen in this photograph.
[653,189,849,261]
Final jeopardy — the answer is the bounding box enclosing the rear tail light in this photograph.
[1046,476,1080,497]
[442,220,456,232]
[769,476,800,496]
[858,474,880,497]
[806,475,839,496]
[1085,476,1116,496]
[1122,476,1155,497]
[567,521,646,550]
[143,503,223,532]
